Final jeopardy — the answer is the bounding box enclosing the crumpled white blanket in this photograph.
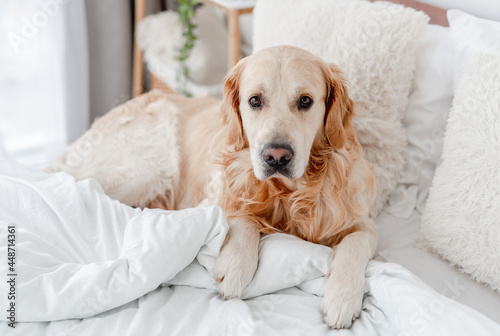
[1,155,499,336]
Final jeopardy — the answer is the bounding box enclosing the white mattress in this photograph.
[375,210,500,323]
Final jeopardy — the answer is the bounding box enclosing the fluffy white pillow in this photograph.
[419,10,500,292]
[419,52,500,292]
[253,0,429,217]
[386,25,455,218]
[419,9,500,292]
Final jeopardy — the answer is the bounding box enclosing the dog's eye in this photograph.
[299,96,313,109]
[249,96,262,108]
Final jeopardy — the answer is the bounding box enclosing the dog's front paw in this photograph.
[321,274,365,329]
[213,233,259,299]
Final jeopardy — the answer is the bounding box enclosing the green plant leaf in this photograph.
[175,0,198,96]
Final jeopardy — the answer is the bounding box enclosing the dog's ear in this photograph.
[221,58,248,150]
[322,63,356,149]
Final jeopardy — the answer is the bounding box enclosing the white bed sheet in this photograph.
[1,154,500,335]
[376,210,500,323]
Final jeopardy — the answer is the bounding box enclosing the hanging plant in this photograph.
[175,0,198,97]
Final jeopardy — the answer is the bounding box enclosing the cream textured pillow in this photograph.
[253,0,429,217]
[419,53,500,292]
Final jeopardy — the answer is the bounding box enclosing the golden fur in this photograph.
[218,59,375,247]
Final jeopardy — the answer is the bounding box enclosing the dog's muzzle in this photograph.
[261,143,294,178]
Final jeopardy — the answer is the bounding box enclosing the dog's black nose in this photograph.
[261,144,294,169]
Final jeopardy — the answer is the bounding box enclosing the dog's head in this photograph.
[222,45,355,181]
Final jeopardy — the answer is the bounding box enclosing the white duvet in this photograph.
[1,155,499,336]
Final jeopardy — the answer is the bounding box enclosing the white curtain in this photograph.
[0,0,89,169]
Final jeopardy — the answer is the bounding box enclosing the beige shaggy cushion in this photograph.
[253,0,429,217]
[419,53,500,292]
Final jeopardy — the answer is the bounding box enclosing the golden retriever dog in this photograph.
[48,45,377,329]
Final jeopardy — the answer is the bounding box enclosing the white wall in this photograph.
[419,0,500,21]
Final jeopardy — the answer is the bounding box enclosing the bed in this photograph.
[1,153,499,335]
[2,0,500,335]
